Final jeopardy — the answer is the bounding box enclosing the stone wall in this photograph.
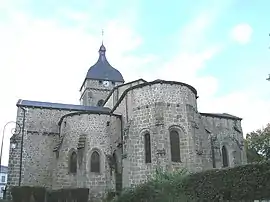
[186,105,213,171]
[200,115,247,168]
[111,82,200,187]
[7,106,70,197]
[104,79,146,109]
[52,113,121,199]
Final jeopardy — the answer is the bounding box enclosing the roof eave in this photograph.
[200,112,242,120]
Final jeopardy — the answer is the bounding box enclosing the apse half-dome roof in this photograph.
[85,44,124,82]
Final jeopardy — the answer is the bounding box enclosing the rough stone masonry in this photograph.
[7,43,247,201]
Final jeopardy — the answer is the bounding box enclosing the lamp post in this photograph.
[0,121,21,174]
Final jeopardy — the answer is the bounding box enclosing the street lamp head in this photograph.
[10,137,17,150]
[11,142,17,149]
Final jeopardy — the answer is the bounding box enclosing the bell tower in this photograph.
[79,43,124,106]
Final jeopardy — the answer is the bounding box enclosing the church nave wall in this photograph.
[52,113,121,199]
[8,107,69,190]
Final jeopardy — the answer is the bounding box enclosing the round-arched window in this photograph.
[90,151,100,173]
[69,151,77,174]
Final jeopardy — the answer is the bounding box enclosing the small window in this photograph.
[97,99,104,106]
[170,130,181,162]
[144,133,151,163]
[91,151,100,173]
[112,81,115,86]
[99,80,102,85]
[69,151,77,174]
[1,176,5,183]
[222,146,229,167]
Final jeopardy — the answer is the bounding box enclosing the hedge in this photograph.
[182,161,270,201]
[46,188,89,202]
[112,161,270,202]
[11,186,46,202]
[10,187,89,202]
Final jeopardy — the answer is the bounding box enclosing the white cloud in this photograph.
[230,23,253,45]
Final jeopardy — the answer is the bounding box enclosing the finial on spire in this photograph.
[101,29,104,44]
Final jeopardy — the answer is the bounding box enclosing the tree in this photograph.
[245,123,270,163]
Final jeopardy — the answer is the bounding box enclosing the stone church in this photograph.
[7,43,247,199]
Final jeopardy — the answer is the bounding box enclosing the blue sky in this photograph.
[0,0,270,165]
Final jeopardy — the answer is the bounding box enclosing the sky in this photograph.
[0,0,270,166]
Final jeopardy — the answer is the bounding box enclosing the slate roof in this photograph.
[85,43,124,82]
[200,113,242,120]
[17,99,111,112]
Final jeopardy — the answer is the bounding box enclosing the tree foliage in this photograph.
[245,123,270,163]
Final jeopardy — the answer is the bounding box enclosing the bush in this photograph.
[102,189,117,202]
[182,161,270,201]
[10,187,89,202]
[113,168,189,202]
[11,186,46,202]
[46,188,89,202]
[112,161,270,202]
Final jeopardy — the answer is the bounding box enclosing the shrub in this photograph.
[182,161,270,201]
[102,189,117,202]
[46,188,89,202]
[112,161,270,202]
[113,168,189,202]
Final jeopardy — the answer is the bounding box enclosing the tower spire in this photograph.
[99,29,106,58]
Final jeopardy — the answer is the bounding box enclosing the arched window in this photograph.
[90,151,100,173]
[69,151,77,174]
[222,146,229,167]
[97,99,104,107]
[170,130,181,162]
[144,133,151,163]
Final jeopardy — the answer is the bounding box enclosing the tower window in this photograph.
[69,151,77,174]
[97,99,104,106]
[222,146,229,167]
[144,133,151,163]
[99,80,102,85]
[112,81,115,86]
[170,130,181,162]
[90,151,100,173]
